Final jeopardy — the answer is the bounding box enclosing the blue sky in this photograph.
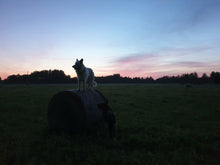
[0,0,220,79]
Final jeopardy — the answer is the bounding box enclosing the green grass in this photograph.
[0,84,220,165]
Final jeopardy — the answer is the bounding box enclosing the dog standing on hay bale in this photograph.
[72,58,97,91]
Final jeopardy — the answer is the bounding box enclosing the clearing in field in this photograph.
[0,84,220,164]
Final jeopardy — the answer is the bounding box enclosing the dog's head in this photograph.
[72,58,83,70]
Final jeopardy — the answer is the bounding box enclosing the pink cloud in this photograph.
[169,61,206,68]
[115,54,156,65]
[1,45,219,80]
[106,46,220,78]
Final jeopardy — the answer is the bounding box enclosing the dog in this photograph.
[72,58,97,90]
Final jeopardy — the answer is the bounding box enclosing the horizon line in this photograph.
[1,69,218,81]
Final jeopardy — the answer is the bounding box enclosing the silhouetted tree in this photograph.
[5,75,20,83]
[4,69,72,84]
[2,70,220,84]
[211,71,220,84]
[199,73,211,84]
[176,72,199,84]
[145,77,154,83]
[201,73,208,79]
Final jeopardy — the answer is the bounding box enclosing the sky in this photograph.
[0,0,220,79]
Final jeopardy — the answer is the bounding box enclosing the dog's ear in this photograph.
[76,58,78,62]
[80,58,83,63]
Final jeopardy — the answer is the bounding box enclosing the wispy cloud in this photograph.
[108,46,220,78]
[115,53,156,64]
[170,61,206,68]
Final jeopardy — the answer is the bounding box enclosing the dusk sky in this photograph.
[1,0,220,79]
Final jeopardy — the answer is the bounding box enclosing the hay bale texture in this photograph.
[48,89,115,135]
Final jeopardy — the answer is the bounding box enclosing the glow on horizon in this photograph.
[0,0,220,80]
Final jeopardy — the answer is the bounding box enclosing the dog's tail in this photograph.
[93,81,97,87]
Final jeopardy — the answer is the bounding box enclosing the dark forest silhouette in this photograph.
[1,69,220,84]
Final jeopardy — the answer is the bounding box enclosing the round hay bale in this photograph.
[48,89,114,135]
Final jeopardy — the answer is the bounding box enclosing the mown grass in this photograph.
[0,84,220,165]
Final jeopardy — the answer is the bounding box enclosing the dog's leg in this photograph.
[88,83,91,89]
[87,81,91,89]
[78,80,81,91]
[77,79,79,90]
[83,80,86,91]
[87,78,92,89]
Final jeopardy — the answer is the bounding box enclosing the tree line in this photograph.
[0,70,220,84]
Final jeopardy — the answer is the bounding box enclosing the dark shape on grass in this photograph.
[185,84,192,88]
[48,89,116,137]
[97,103,116,138]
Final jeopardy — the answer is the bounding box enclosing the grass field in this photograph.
[0,84,220,165]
